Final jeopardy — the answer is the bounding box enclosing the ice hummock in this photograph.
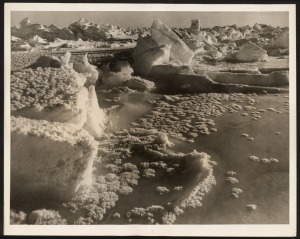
[11,116,99,197]
[73,53,99,85]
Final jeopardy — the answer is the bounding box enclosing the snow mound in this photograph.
[11,42,30,52]
[28,55,61,68]
[10,210,27,224]
[28,209,67,225]
[155,132,174,147]
[11,36,22,43]
[29,35,47,45]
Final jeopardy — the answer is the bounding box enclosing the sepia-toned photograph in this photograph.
[4,3,296,237]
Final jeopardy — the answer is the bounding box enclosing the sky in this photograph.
[11,11,289,29]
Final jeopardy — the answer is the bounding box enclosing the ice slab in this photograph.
[207,71,289,86]
[132,44,171,76]
[11,67,89,129]
[11,116,98,196]
[151,19,194,65]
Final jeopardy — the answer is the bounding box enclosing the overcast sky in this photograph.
[11,11,289,28]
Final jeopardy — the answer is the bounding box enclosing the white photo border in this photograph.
[4,3,297,236]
